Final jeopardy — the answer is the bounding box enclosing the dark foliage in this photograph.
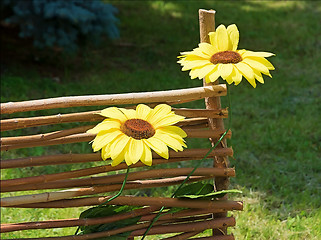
[1,0,119,51]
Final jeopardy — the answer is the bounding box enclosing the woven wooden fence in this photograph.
[0,9,242,239]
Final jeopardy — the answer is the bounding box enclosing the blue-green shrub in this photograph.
[1,0,119,51]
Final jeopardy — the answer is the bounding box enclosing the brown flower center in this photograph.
[210,51,242,64]
[121,119,155,140]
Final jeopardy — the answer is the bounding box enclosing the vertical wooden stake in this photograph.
[199,9,230,236]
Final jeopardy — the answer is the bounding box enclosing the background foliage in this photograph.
[1,1,321,239]
[1,0,119,51]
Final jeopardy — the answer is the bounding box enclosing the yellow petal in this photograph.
[101,144,111,160]
[147,104,172,125]
[140,143,152,166]
[144,138,169,159]
[181,54,207,61]
[231,66,243,85]
[205,76,211,83]
[242,51,275,58]
[181,60,211,71]
[110,134,130,159]
[131,139,144,164]
[207,65,220,83]
[247,56,275,70]
[181,49,209,59]
[189,68,202,79]
[136,104,152,119]
[227,24,239,51]
[208,32,219,52]
[87,119,121,134]
[153,114,185,129]
[215,24,229,51]
[92,130,122,152]
[124,139,133,165]
[237,49,247,57]
[111,146,126,166]
[159,129,186,148]
[198,43,216,56]
[197,64,216,79]
[219,64,233,80]
[253,69,264,84]
[225,75,234,85]
[242,58,270,75]
[179,50,193,55]
[100,107,127,122]
[193,48,212,58]
[153,132,184,152]
[120,108,136,119]
[156,129,187,148]
[235,62,256,88]
[159,126,187,138]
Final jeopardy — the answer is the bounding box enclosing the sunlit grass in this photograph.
[1,1,320,239]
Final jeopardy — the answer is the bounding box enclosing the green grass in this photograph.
[1,1,321,239]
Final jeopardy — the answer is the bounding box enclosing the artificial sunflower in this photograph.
[178,24,275,88]
[87,104,187,166]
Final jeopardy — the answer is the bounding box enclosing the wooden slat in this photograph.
[0,148,233,188]
[2,167,235,192]
[1,176,215,206]
[1,85,227,114]
[1,148,233,169]
[2,217,235,239]
[6,195,243,210]
[1,108,227,132]
[0,206,158,233]
[1,208,222,233]
[0,125,94,145]
[1,110,101,132]
[1,128,231,151]
[130,217,236,237]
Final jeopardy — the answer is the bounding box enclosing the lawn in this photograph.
[1,1,321,239]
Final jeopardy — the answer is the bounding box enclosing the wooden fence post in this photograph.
[199,9,230,236]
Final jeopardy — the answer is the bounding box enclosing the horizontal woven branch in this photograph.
[2,176,209,193]
[1,148,233,188]
[2,217,235,239]
[1,108,227,132]
[0,128,231,151]
[1,147,232,169]
[1,84,227,114]
[1,207,223,233]
[0,206,158,233]
[1,125,94,145]
[2,176,216,206]
[130,217,235,237]
[6,195,243,210]
[2,167,235,192]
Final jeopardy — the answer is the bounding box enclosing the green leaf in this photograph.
[78,205,141,239]
[178,189,243,200]
[80,205,138,219]
[175,182,214,197]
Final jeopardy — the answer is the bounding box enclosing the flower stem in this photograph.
[99,166,131,205]
[141,85,232,239]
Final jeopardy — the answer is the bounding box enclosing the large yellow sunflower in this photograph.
[87,104,187,166]
[178,24,275,88]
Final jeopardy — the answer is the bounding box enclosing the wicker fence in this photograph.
[0,9,242,240]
